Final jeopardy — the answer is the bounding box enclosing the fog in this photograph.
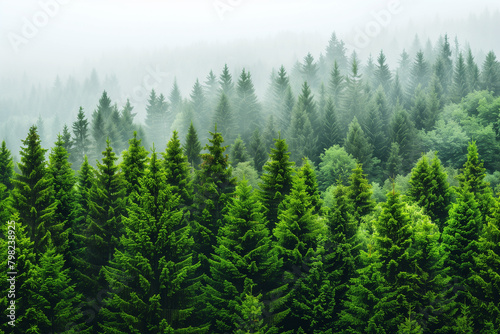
[1,0,500,154]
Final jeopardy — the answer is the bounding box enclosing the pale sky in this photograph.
[1,0,499,80]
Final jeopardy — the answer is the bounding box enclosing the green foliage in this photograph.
[348,164,375,220]
[249,129,268,173]
[317,145,357,192]
[0,140,14,190]
[184,121,202,167]
[213,93,235,144]
[12,125,56,260]
[120,131,148,197]
[236,69,262,143]
[230,135,250,167]
[259,136,294,230]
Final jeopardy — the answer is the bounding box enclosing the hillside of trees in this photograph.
[2,32,500,332]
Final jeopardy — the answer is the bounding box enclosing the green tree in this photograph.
[219,63,235,101]
[83,139,125,295]
[329,60,345,107]
[230,135,249,167]
[408,51,430,96]
[411,85,430,131]
[318,98,342,155]
[386,142,403,179]
[300,53,319,90]
[297,158,322,213]
[458,141,495,226]
[348,163,375,220]
[190,78,207,125]
[374,50,392,93]
[248,129,268,173]
[213,93,235,144]
[205,179,281,333]
[481,51,500,95]
[0,141,13,190]
[184,121,202,167]
[452,52,469,102]
[236,69,262,143]
[259,136,294,230]
[344,117,374,176]
[192,128,236,271]
[72,107,91,168]
[390,107,418,172]
[12,125,56,260]
[121,131,148,197]
[317,145,357,192]
[163,130,193,208]
[100,150,204,333]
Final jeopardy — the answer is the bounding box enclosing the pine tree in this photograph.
[442,185,481,305]
[192,128,236,271]
[47,135,75,260]
[466,48,481,92]
[344,117,374,175]
[163,130,193,208]
[100,150,204,333]
[120,131,148,197]
[230,135,249,167]
[145,89,167,146]
[386,142,403,179]
[72,107,91,168]
[374,50,392,93]
[348,163,375,220]
[325,32,348,72]
[297,158,322,213]
[83,139,125,295]
[318,98,341,155]
[213,93,235,144]
[390,107,418,172]
[190,78,207,126]
[452,52,469,102]
[219,63,235,100]
[273,174,322,333]
[259,136,295,231]
[481,51,500,95]
[274,66,294,133]
[364,92,389,163]
[184,121,202,167]
[343,57,367,130]
[288,107,317,163]
[205,179,281,333]
[329,60,345,107]
[61,124,73,154]
[22,246,83,333]
[169,78,183,118]
[295,81,319,130]
[458,141,495,226]
[0,141,13,190]
[408,51,430,96]
[12,125,56,260]
[236,69,262,143]
[301,53,319,90]
[120,99,136,145]
[411,85,430,131]
[248,129,268,173]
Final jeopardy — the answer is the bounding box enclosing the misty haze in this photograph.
[1,0,500,332]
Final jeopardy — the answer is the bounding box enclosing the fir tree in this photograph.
[329,60,345,107]
[482,51,500,95]
[297,158,322,213]
[248,129,268,173]
[169,78,183,118]
[120,131,148,197]
[348,163,375,220]
[375,50,392,93]
[219,63,235,101]
[61,124,73,154]
[452,52,469,102]
[212,93,235,144]
[386,142,403,179]
[163,130,193,208]
[236,69,262,143]
[259,136,295,231]
[465,48,481,92]
[301,53,319,90]
[411,85,430,131]
[12,125,56,260]
[390,107,418,172]
[318,98,342,154]
[72,107,90,167]
[230,135,249,167]
[0,141,13,190]
[344,117,374,176]
[205,179,281,333]
[408,51,430,96]
[100,150,204,333]
[184,121,202,167]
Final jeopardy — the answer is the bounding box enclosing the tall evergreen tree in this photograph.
[344,117,374,176]
[301,53,319,90]
[466,48,481,93]
[318,98,342,155]
[192,128,236,271]
[205,179,281,333]
[219,63,235,101]
[0,141,13,190]
[408,51,430,96]
[452,52,469,102]
[72,107,91,167]
[259,136,295,231]
[411,85,430,131]
[184,121,202,167]
[342,57,366,129]
[230,135,249,167]
[236,69,262,143]
[100,150,204,333]
[347,163,375,221]
[120,131,148,197]
[212,93,235,144]
[390,107,418,172]
[248,129,268,173]
[374,50,392,93]
[12,125,56,260]
[329,60,345,108]
[169,78,183,118]
[481,51,500,95]
[163,131,193,208]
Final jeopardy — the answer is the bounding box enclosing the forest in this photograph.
[2,31,500,333]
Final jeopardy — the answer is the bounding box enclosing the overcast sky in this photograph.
[2,1,499,59]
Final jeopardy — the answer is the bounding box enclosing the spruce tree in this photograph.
[374,50,392,93]
[318,98,341,154]
[411,85,430,131]
[453,52,469,102]
[121,131,148,197]
[205,179,281,333]
[184,121,202,167]
[61,124,73,155]
[83,139,125,295]
[297,158,322,213]
[329,60,345,107]
[0,140,13,190]
[481,51,500,95]
[248,129,268,173]
[230,135,249,167]
[259,136,294,231]
[47,135,75,260]
[364,92,389,163]
[236,69,262,143]
[190,78,207,125]
[390,107,418,172]
[408,51,430,96]
[212,93,235,144]
[386,142,403,179]
[219,63,235,101]
[344,117,374,176]
[348,163,375,220]
[458,141,495,226]
[12,125,56,260]
[163,130,193,208]
[72,107,91,168]
[192,128,236,272]
[100,150,204,333]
